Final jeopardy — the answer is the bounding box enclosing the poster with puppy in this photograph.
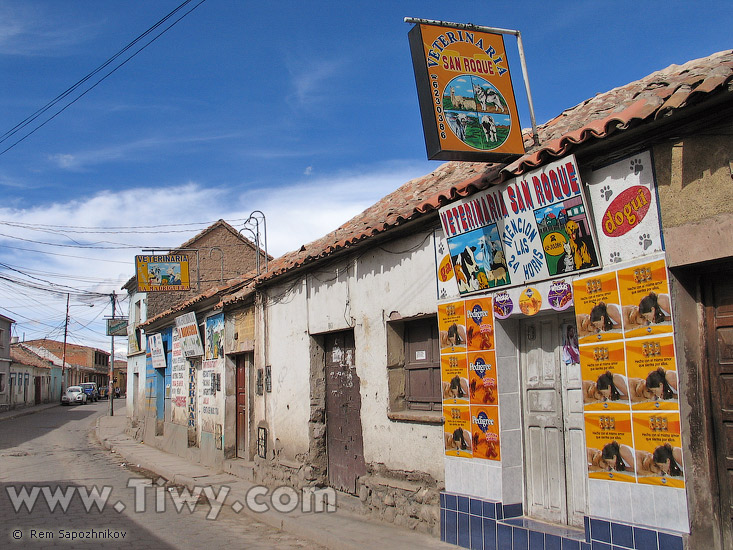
[438,300,467,354]
[580,341,629,411]
[468,350,498,406]
[626,336,679,410]
[470,405,500,461]
[465,296,494,351]
[444,405,473,457]
[632,412,684,488]
[617,257,672,338]
[585,412,636,483]
[573,271,624,343]
[441,354,469,405]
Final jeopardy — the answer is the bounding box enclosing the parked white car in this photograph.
[61,386,88,406]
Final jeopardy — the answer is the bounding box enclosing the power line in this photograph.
[0,0,209,156]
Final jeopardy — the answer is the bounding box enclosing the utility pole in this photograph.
[109,292,115,416]
[61,293,69,392]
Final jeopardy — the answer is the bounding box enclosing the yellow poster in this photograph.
[617,259,672,338]
[585,413,636,483]
[465,296,494,351]
[468,350,498,406]
[580,341,629,411]
[438,301,467,354]
[632,413,685,488]
[573,272,623,343]
[626,336,679,410]
[441,354,469,405]
[470,405,500,461]
[444,405,473,457]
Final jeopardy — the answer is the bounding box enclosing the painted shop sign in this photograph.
[586,150,663,265]
[175,312,204,357]
[439,155,600,296]
[148,333,166,370]
[408,22,524,162]
[135,254,191,292]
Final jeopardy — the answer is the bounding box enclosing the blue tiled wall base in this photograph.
[440,492,685,550]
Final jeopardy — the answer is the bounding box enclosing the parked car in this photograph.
[80,382,99,402]
[61,386,88,406]
[98,385,109,400]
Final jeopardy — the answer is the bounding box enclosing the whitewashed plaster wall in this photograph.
[259,229,444,479]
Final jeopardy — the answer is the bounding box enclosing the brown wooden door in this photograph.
[325,331,366,494]
[236,354,249,458]
[34,377,41,404]
[705,273,733,546]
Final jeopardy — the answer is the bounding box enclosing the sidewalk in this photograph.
[0,401,59,422]
[96,415,453,550]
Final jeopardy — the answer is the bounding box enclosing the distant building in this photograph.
[23,339,109,389]
[9,342,63,408]
[0,314,14,412]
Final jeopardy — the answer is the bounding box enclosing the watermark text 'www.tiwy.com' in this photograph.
[6,479,337,520]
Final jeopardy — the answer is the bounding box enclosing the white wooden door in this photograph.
[521,315,587,527]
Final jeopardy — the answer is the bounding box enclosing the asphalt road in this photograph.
[0,399,323,549]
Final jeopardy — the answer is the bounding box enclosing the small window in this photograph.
[0,373,5,393]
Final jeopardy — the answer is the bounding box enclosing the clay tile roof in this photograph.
[11,343,55,370]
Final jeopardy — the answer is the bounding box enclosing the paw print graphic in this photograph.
[630,158,643,175]
[600,185,613,201]
[440,288,447,299]
[639,233,652,250]
[437,242,445,255]
[609,251,622,263]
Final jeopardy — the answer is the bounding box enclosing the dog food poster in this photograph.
[471,405,501,461]
[617,258,673,339]
[441,354,470,405]
[444,405,473,458]
[468,350,498,406]
[446,225,510,295]
[586,150,664,265]
[573,271,624,344]
[580,341,630,411]
[632,412,685,488]
[438,301,467,353]
[465,296,495,351]
[626,336,679,411]
[434,230,460,301]
[585,412,636,483]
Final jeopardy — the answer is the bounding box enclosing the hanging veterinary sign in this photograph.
[135,255,191,292]
[408,22,524,161]
[439,155,600,296]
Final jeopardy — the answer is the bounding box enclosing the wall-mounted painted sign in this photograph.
[586,150,663,265]
[434,229,460,301]
[106,318,128,337]
[205,313,224,360]
[439,155,600,296]
[175,312,204,357]
[135,255,191,292]
[408,22,524,162]
[148,333,166,370]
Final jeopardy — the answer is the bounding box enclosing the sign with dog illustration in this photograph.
[617,258,673,338]
[470,405,500,460]
[625,336,678,411]
[585,412,636,483]
[439,155,599,297]
[632,412,684,488]
[580,341,629,411]
[573,271,623,344]
[408,22,524,161]
[438,300,467,353]
[136,254,191,292]
[444,405,473,457]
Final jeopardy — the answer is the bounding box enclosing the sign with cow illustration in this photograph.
[408,22,525,162]
[438,155,600,296]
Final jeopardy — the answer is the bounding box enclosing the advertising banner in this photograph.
[465,296,494,351]
[441,354,469,405]
[136,255,191,292]
[438,300,467,354]
[586,150,663,265]
[434,230,460,301]
[148,333,166,370]
[170,330,188,422]
[632,412,685,488]
[408,22,524,162]
[205,313,224,360]
[617,258,672,339]
[626,336,678,411]
[468,350,497,406]
[175,312,204,357]
[574,271,623,343]
[471,405,500,460]
[585,412,636,483]
[444,405,473,457]
[440,156,600,297]
[580,341,629,411]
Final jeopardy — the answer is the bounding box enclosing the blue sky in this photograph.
[0,0,730,351]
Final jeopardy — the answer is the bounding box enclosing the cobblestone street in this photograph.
[0,401,324,549]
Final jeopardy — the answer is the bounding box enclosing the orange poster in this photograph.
[438,300,467,354]
[470,406,500,461]
[444,405,473,458]
[441,354,469,405]
[468,350,498,406]
[585,413,636,483]
[626,336,679,411]
[573,272,623,344]
[465,296,494,351]
[580,341,629,411]
[617,258,673,338]
[632,413,685,488]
